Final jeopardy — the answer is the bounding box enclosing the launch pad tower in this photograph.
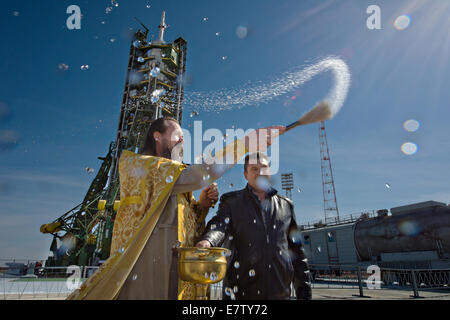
[40,12,187,267]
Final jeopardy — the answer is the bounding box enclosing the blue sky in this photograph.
[1,0,449,260]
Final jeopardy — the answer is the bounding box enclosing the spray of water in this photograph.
[184,56,351,117]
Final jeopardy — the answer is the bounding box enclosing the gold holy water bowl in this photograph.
[178,247,230,300]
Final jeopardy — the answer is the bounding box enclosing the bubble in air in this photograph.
[225,217,230,224]
[166,175,173,183]
[249,269,256,277]
[132,274,138,281]
[234,261,240,269]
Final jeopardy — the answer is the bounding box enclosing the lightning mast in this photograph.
[319,121,340,224]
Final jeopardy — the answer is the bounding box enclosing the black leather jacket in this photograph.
[199,184,312,300]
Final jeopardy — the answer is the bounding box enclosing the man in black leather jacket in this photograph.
[196,152,312,300]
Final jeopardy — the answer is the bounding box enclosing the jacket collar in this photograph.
[246,183,278,201]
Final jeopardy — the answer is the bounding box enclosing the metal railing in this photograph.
[308,264,450,298]
[1,266,99,300]
[299,210,378,230]
[2,264,449,300]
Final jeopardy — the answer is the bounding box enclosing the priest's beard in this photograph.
[161,142,184,162]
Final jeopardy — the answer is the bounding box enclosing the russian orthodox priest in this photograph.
[67,117,284,300]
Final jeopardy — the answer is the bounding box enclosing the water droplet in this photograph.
[166,175,173,183]
[58,64,69,71]
[137,57,145,63]
[297,188,302,192]
[203,17,208,22]
[253,219,256,224]
[211,224,216,230]
[233,286,238,293]
[268,264,271,269]
[146,4,151,9]
[394,15,411,30]
[86,167,94,174]
[118,247,125,253]
[249,269,255,277]
[401,142,418,155]
[385,183,391,189]
[228,235,234,241]
[132,274,137,280]
[234,261,240,269]
[224,217,230,224]
[203,174,210,181]
[257,290,260,295]
[225,287,233,296]
[236,25,248,39]
[210,272,218,281]
[13,11,19,17]
[110,38,116,43]
[317,246,321,252]
[133,40,141,48]
[222,56,227,60]
[215,32,220,36]
[403,119,420,132]
[273,224,276,229]
[81,65,89,71]
[150,67,161,77]
[279,250,282,255]
[204,272,209,279]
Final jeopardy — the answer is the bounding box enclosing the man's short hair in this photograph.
[244,152,269,172]
[142,117,179,155]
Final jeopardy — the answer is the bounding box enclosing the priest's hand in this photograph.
[199,183,219,210]
[196,240,212,248]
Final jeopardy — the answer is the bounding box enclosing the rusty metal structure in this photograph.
[40,12,188,267]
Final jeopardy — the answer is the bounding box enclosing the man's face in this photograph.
[244,158,271,192]
[156,121,184,160]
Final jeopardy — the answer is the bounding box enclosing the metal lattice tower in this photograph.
[40,12,188,267]
[281,173,294,199]
[319,121,340,224]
